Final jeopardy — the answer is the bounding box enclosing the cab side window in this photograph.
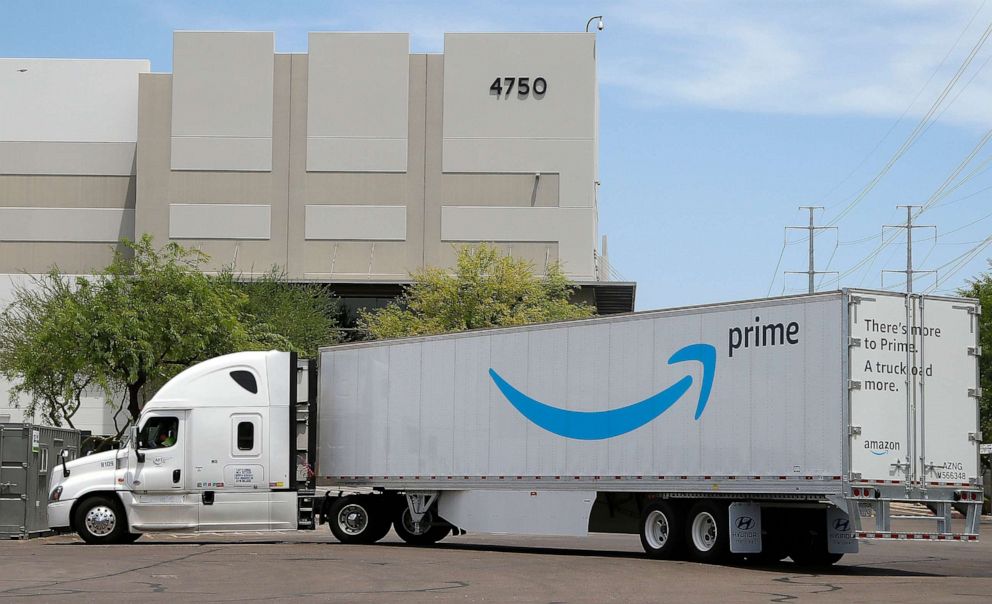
[231,414,261,457]
[138,416,179,450]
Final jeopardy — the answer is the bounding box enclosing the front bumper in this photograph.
[48,499,74,530]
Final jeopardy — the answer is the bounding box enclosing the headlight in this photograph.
[49,485,63,502]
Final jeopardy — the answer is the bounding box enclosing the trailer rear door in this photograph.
[849,292,914,483]
[916,296,981,488]
[848,292,980,487]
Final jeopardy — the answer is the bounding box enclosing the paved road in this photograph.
[1,528,990,603]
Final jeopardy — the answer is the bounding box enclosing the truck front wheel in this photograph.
[74,495,129,545]
[328,496,391,544]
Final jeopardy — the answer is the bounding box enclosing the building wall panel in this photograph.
[304,205,406,241]
[0,208,133,242]
[0,58,149,143]
[170,32,274,171]
[169,204,271,240]
[306,33,409,172]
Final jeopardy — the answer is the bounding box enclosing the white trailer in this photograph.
[46,290,983,565]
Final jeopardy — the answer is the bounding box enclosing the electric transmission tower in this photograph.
[785,206,837,294]
[881,205,936,293]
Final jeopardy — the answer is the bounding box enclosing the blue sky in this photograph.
[4,0,992,310]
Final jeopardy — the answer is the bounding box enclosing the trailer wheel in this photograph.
[748,513,787,564]
[639,500,684,559]
[328,496,390,544]
[788,510,843,567]
[685,501,729,563]
[74,495,129,545]
[393,508,450,545]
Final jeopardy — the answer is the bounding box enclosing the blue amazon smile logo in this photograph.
[488,343,717,440]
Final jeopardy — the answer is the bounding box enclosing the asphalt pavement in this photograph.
[1,525,990,603]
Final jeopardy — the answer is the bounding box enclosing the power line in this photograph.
[919,39,992,139]
[766,235,789,297]
[826,18,992,227]
[817,1,988,208]
[820,124,992,288]
[918,128,992,214]
[931,177,992,208]
[816,236,840,290]
[926,234,992,292]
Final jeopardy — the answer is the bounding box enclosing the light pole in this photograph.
[586,16,604,32]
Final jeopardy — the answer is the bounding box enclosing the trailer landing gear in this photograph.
[393,507,450,545]
[393,492,450,545]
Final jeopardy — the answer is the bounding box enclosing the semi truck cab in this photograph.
[48,351,305,543]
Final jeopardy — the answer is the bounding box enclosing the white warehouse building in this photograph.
[0,31,634,435]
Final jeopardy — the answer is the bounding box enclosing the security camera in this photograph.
[597,19,604,31]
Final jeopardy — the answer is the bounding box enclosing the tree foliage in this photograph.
[0,236,343,430]
[227,268,343,358]
[85,236,252,421]
[359,244,595,339]
[959,264,992,465]
[0,273,97,429]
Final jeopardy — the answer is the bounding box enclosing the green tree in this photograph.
[359,244,595,339]
[0,273,99,428]
[959,264,992,465]
[83,236,254,421]
[1,237,346,430]
[227,268,343,357]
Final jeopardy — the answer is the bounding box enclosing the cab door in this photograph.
[128,410,197,530]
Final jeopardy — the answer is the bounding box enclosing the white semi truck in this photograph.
[47,290,983,564]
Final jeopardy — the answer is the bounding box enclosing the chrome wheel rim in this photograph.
[337,504,369,535]
[644,510,670,550]
[84,505,117,537]
[691,511,718,552]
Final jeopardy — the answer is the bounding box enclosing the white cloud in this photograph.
[142,0,992,126]
[600,0,992,126]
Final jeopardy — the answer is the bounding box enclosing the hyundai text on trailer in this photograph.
[47,290,983,564]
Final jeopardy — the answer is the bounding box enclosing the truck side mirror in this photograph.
[59,448,70,478]
[130,425,145,463]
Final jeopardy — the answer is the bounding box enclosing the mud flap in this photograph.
[729,502,762,553]
[827,507,859,554]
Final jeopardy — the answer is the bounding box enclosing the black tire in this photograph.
[748,511,788,564]
[74,495,129,545]
[328,496,390,544]
[685,501,729,563]
[393,507,450,545]
[788,509,844,567]
[749,538,788,564]
[639,500,684,559]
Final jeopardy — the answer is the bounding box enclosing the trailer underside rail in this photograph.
[858,531,978,541]
[322,475,847,495]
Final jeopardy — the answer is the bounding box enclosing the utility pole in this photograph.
[785,206,837,294]
[882,205,936,293]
